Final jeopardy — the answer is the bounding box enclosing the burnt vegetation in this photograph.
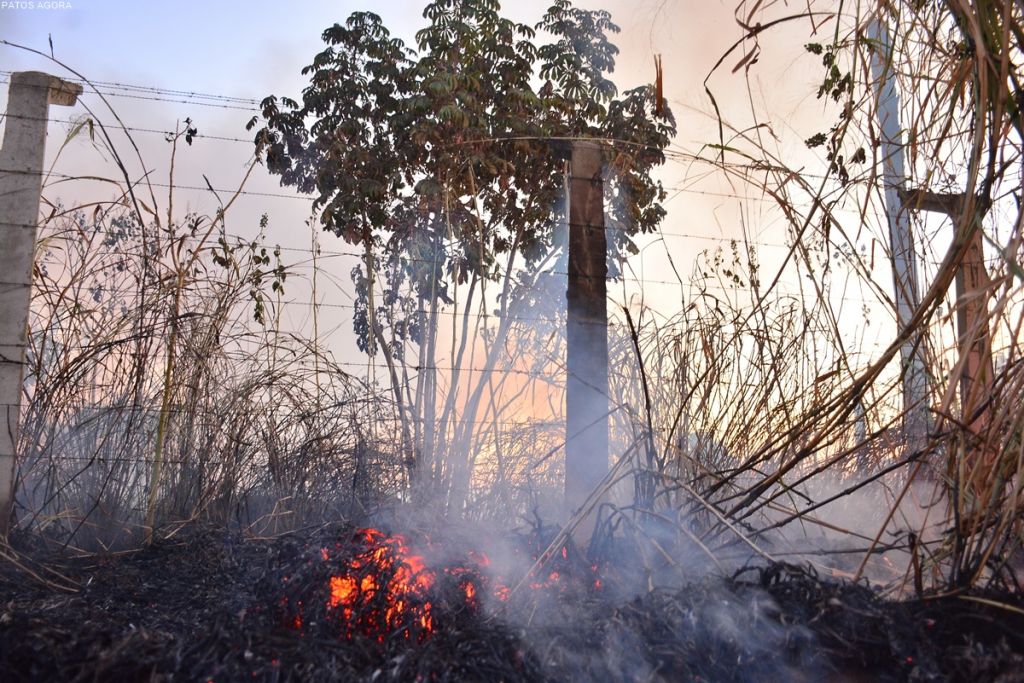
[3,0,1024,681]
[3,524,1023,682]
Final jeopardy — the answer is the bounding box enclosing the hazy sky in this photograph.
[0,0,890,378]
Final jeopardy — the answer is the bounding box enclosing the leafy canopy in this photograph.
[252,0,675,354]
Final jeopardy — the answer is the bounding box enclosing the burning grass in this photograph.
[2,521,1023,682]
[275,523,603,647]
[283,527,470,642]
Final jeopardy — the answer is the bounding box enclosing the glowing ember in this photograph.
[282,527,604,642]
[317,528,436,640]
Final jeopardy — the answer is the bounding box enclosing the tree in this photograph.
[253,0,675,506]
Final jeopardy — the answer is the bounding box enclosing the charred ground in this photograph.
[2,523,1022,683]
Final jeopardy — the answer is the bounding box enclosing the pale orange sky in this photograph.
[1,0,902,398]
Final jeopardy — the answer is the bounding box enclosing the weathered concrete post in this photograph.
[868,20,930,451]
[565,141,609,526]
[0,71,82,536]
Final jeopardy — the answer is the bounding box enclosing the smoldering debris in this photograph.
[1,523,1023,683]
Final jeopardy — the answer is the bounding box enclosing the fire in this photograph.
[318,528,515,637]
[318,528,435,640]
[281,526,604,642]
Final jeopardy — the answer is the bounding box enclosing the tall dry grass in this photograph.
[13,122,404,551]
[582,0,1024,593]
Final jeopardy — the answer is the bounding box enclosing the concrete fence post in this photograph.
[0,71,82,536]
[565,140,609,539]
[868,21,930,451]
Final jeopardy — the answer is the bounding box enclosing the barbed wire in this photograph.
[0,70,261,104]
[6,163,901,261]
[0,75,941,399]
[0,106,873,190]
[13,400,579,428]
[0,73,261,112]
[19,260,884,314]
[0,109,258,144]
